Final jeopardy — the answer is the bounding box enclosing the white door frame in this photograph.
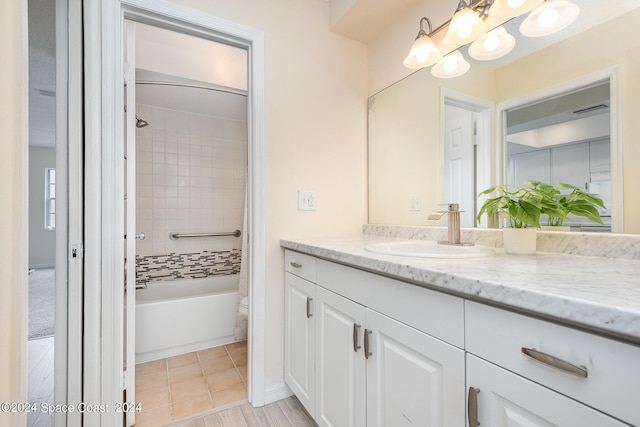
[440,88,494,227]
[82,0,266,422]
[495,67,623,232]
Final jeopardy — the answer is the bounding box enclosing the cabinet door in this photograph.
[315,286,366,427]
[466,355,629,427]
[284,272,316,416]
[366,309,465,427]
[552,142,590,189]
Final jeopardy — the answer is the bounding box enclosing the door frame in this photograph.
[440,88,494,227]
[82,0,266,423]
[495,66,623,232]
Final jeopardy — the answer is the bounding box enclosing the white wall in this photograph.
[29,147,56,268]
[0,0,28,423]
[135,103,247,256]
[171,0,369,393]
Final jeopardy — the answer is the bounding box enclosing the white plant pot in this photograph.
[503,227,537,254]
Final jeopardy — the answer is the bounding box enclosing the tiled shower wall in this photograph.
[135,103,247,260]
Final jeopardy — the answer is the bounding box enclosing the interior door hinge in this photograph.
[70,243,84,260]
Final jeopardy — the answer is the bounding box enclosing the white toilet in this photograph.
[239,296,249,317]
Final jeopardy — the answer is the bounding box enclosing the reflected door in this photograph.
[443,104,475,227]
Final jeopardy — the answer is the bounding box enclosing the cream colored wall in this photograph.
[173,0,368,392]
[0,0,28,423]
[494,9,640,233]
[369,64,495,225]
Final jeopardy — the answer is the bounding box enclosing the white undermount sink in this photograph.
[365,240,495,259]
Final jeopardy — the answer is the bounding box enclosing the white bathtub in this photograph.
[135,274,239,363]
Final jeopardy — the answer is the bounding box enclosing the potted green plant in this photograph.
[477,182,566,254]
[528,181,606,230]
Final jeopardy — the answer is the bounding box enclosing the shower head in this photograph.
[135,115,150,128]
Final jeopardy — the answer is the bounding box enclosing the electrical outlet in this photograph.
[298,190,317,211]
[409,195,421,211]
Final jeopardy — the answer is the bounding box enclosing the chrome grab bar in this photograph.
[169,230,241,240]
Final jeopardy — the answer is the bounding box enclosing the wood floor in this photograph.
[160,396,317,427]
[27,336,55,427]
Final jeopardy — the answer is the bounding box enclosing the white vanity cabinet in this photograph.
[284,250,466,427]
[465,301,639,426]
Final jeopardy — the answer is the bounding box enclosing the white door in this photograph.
[124,20,137,427]
[284,273,316,416]
[443,104,476,227]
[466,354,627,427]
[315,286,366,427]
[366,309,465,427]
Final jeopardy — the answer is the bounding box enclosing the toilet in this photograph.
[239,296,249,316]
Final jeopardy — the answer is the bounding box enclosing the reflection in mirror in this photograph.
[369,2,640,233]
[505,81,611,231]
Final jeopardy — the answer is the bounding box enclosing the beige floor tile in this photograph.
[198,346,228,362]
[171,393,213,421]
[136,371,168,394]
[170,377,209,403]
[136,359,167,377]
[237,366,247,383]
[201,355,234,375]
[205,368,243,392]
[225,341,247,355]
[211,384,247,408]
[136,385,171,410]
[133,405,171,427]
[168,351,199,370]
[230,352,247,367]
[170,362,203,385]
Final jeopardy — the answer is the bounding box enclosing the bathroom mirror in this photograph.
[368,1,640,233]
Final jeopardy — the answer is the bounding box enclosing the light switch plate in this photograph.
[409,194,421,211]
[298,190,317,211]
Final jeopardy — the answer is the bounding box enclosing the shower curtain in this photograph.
[233,186,248,341]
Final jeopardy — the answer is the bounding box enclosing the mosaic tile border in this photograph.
[136,249,241,284]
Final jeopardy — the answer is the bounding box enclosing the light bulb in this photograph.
[483,34,500,51]
[537,8,559,27]
[415,49,430,63]
[457,26,473,39]
[443,60,458,73]
[507,0,525,7]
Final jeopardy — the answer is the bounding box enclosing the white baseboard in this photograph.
[263,382,293,405]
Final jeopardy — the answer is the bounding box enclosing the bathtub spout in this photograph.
[136,282,148,290]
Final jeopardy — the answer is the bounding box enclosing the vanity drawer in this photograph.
[317,259,464,348]
[284,250,317,282]
[465,301,640,425]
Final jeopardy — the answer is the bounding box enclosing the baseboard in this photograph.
[263,382,293,405]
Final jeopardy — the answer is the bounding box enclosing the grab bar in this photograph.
[169,230,241,240]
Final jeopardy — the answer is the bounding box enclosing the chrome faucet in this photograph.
[428,203,473,246]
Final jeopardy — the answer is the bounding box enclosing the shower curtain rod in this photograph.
[136,80,247,97]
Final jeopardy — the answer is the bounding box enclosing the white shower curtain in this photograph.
[233,185,248,341]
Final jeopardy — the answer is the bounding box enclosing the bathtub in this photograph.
[135,274,239,363]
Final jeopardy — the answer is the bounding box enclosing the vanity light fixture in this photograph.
[403,0,580,76]
[490,0,544,19]
[468,25,516,60]
[403,17,442,69]
[520,0,580,37]
[443,0,490,48]
[431,50,471,78]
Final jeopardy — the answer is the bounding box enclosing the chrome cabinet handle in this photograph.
[306,297,313,318]
[364,329,372,359]
[521,347,588,378]
[290,262,302,268]
[468,387,480,427]
[135,233,145,240]
[353,324,361,352]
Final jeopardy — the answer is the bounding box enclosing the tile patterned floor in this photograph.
[134,341,248,426]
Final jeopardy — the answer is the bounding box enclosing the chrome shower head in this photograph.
[135,115,150,128]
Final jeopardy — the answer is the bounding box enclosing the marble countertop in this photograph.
[281,235,640,345]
